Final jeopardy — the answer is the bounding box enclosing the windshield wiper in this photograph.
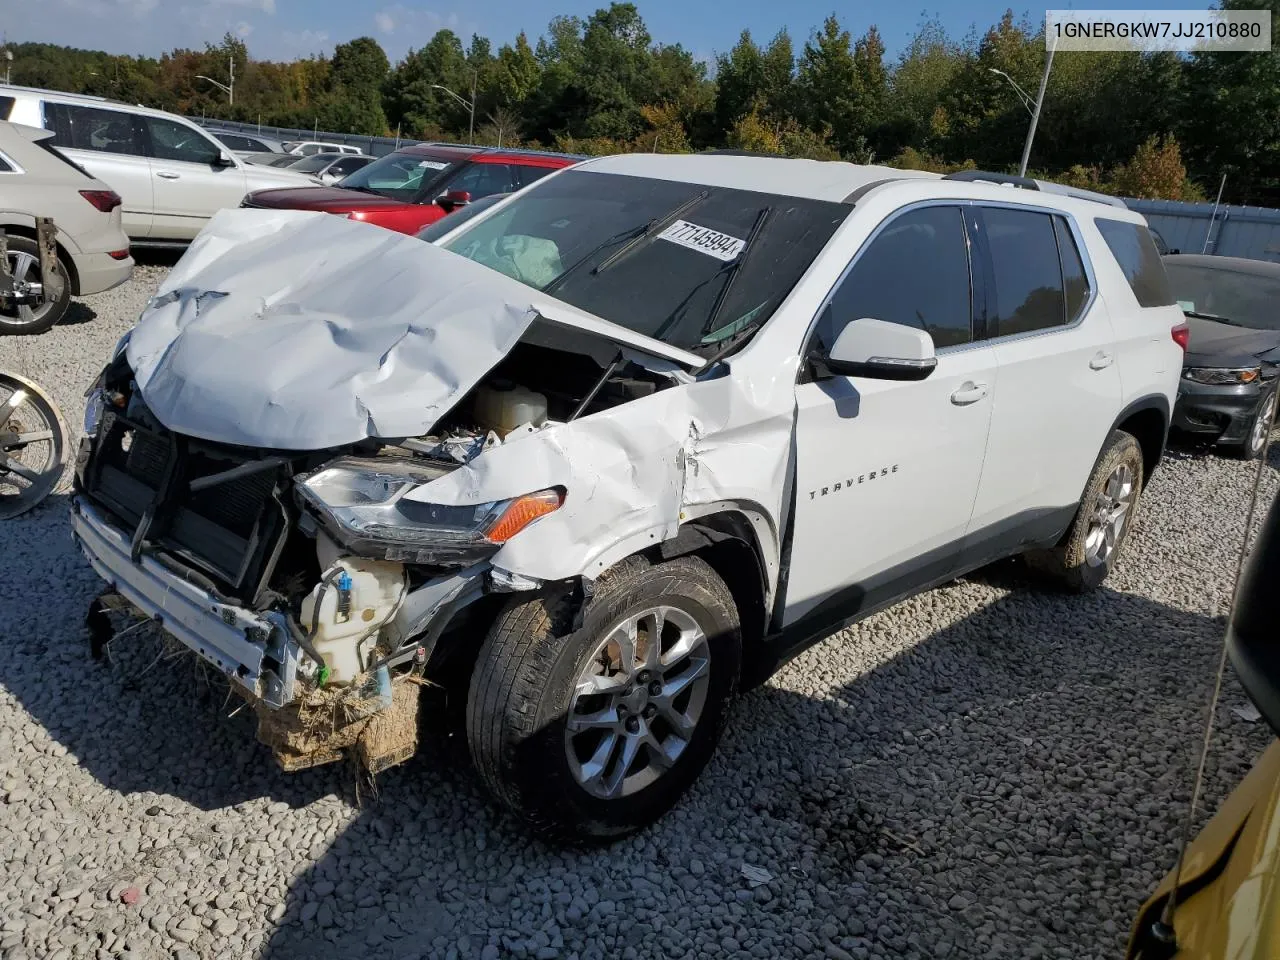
[1183,310,1240,326]
[645,207,773,354]
[699,206,771,340]
[541,193,708,296]
[591,191,711,276]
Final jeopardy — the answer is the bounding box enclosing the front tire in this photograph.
[1027,430,1144,592]
[0,237,71,336]
[466,555,741,842]
[1224,389,1276,461]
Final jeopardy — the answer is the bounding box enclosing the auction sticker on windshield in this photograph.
[658,220,746,261]
[418,160,449,170]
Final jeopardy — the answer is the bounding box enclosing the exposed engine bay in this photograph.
[77,320,677,774]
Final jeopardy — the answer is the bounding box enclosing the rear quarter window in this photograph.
[1095,218,1175,308]
[0,97,14,121]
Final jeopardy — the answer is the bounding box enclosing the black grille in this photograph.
[84,412,289,602]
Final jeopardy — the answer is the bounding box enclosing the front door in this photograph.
[784,204,996,627]
[143,116,248,240]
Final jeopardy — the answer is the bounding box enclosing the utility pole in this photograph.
[1017,37,1056,177]
[196,55,235,107]
[429,82,476,144]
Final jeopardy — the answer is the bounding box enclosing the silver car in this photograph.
[0,121,132,334]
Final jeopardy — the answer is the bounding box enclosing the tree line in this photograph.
[9,0,1280,204]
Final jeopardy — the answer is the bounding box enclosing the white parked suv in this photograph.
[1,86,323,243]
[70,155,1187,841]
[0,121,133,334]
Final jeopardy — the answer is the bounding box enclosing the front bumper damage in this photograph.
[71,495,486,773]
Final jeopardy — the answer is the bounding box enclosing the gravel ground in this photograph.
[2,269,1276,960]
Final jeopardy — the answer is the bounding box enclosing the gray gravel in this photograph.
[2,268,1276,960]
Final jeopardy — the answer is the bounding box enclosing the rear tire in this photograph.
[0,237,71,336]
[1026,430,1144,592]
[466,555,741,842]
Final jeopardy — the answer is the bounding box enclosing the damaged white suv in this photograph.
[72,155,1187,840]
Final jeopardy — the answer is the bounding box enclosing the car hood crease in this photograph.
[125,209,699,450]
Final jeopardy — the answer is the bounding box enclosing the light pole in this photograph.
[430,81,476,144]
[196,56,235,106]
[3,50,11,86]
[989,39,1055,177]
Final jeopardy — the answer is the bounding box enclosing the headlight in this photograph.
[296,456,564,564]
[1183,367,1261,385]
[83,388,105,437]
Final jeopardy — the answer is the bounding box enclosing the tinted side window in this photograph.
[445,162,520,200]
[820,205,973,350]
[1055,217,1091,323]
[983,207,1065,336]
[0,97,13,121]
[1095,218,1175,307]
[329,156,367,176]
[0,153,12,173]
[215,133,256,151]
[44,102,144,156]
[145,117,220,165]
[517,164,558,188]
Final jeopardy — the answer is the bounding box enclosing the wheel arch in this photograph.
[0,220,81,296]
[1112,394,1170,485]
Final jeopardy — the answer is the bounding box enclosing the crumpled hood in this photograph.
[125,208,700,451]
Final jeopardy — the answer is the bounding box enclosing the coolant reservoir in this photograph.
[474,381,548,435]
[299,557,406,684]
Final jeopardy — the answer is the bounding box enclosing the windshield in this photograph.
[1165,261,1280,330]
[338,152,457,202]
[439,169,849,351]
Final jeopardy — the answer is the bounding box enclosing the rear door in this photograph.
[142,116,248,240]
[966,205,1123,545]
[42,101,153,238]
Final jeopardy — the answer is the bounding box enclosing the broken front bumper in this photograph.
[70,496,302,707]
[71,496,491,710]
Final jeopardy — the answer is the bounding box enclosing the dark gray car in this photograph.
[1164,254,1280,458]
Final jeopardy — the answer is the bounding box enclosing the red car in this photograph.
[241,143,580,235]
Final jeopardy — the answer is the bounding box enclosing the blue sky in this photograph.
[6,0,1223,65]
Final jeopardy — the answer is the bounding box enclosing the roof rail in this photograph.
[942,169,1127,209]
[943,170,1041,190]
[1033,180,1128,209]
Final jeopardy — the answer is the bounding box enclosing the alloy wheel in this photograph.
[1249,392,1276,457]
[1,250,57,330]
[0,376,65,519]
[565,605,711,800]
[1084,462,1135,568]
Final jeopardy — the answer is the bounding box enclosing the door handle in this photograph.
[1089,351,1114,370]
[156,171,180,180]
[950,381,988,406]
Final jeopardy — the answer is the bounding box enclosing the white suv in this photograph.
[1,86,322,243]
[70,155,1187,841]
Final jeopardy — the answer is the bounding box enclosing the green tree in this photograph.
[330,37,389,90]
[713,31,765,133]
[1181,0,1280,201]
[795,15,867,154]
[384,29,471,137]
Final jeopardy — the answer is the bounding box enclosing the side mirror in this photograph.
[436,189,471,212]
[214,150,235,168]
[811,317,937,381]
